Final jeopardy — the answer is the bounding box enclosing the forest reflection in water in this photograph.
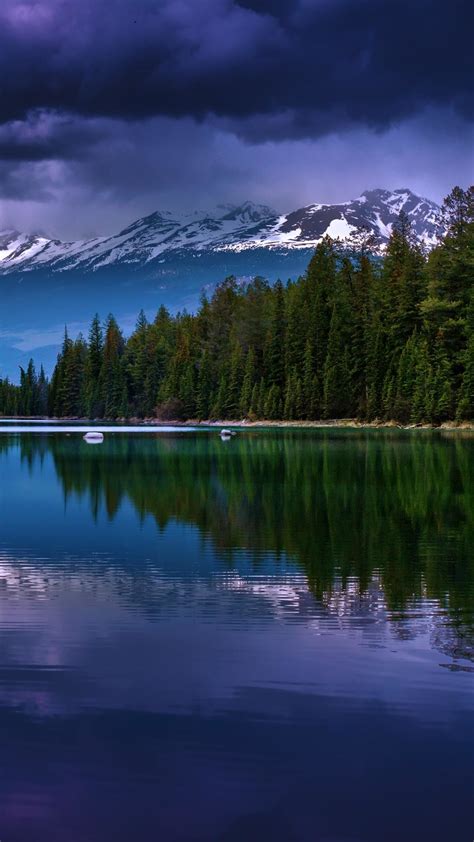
[3,427,472,666]
[0,427,473,841]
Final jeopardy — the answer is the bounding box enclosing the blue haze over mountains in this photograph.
[1,188,442,381]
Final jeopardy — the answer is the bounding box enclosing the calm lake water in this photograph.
[0,426,472,841]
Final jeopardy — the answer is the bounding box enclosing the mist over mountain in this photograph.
[0,188,443,381]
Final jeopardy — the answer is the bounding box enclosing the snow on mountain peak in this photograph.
[0,189,444,275]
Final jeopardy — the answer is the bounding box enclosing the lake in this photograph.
[0,426,472,841]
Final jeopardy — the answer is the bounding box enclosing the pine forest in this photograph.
[1,187,473,424]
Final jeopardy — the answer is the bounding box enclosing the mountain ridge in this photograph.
[0,188,443,277]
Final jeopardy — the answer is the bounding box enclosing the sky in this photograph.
[0,0,472,240]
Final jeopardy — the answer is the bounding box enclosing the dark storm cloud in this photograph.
[0,0,471,239]
[0,0,472,152]
[0,113,106,161]
[1,108,471,240]
[0,160,54,200]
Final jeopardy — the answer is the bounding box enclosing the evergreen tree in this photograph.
[101,316,126,419]
[365,313,385,420]
[306,237,337,387]
[266,279,286,389]
[457,333,474,419]
[37,365,49,416]
[240,348,255,418]
[179,367,196,418]
[284,369,297,419]
[256,378,267,418]
[19,359,37,416]
[323,277,353,418]
[411,338,432,423]
[125,309,149,416]
[211,374,228,419]
[226,341,244,417]
[393,334,418,423]
[456,286,474,419]
[264,384,281,420]
[382,213,425,355]
[85,314,104,417]
[249,381,260,419]
[196,349,213,420]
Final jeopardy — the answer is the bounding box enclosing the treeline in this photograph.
[1,186,473,423]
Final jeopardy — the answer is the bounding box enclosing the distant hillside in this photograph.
[0,188,444,380]
[0,189,442,277]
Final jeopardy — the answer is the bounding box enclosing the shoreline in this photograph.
[2,416,473,432]
[186,419,474,431]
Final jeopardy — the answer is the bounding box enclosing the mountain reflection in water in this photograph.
[0,428,472,842]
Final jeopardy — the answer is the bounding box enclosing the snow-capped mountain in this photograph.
[0,190,442,276]
[0,229,52,266]
[0,188,445,381]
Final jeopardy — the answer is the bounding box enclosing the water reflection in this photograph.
[4,430,473,638]
[0,429,472,841]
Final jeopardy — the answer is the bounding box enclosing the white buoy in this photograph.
[83,431,104,444]
[220,428,232,440]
